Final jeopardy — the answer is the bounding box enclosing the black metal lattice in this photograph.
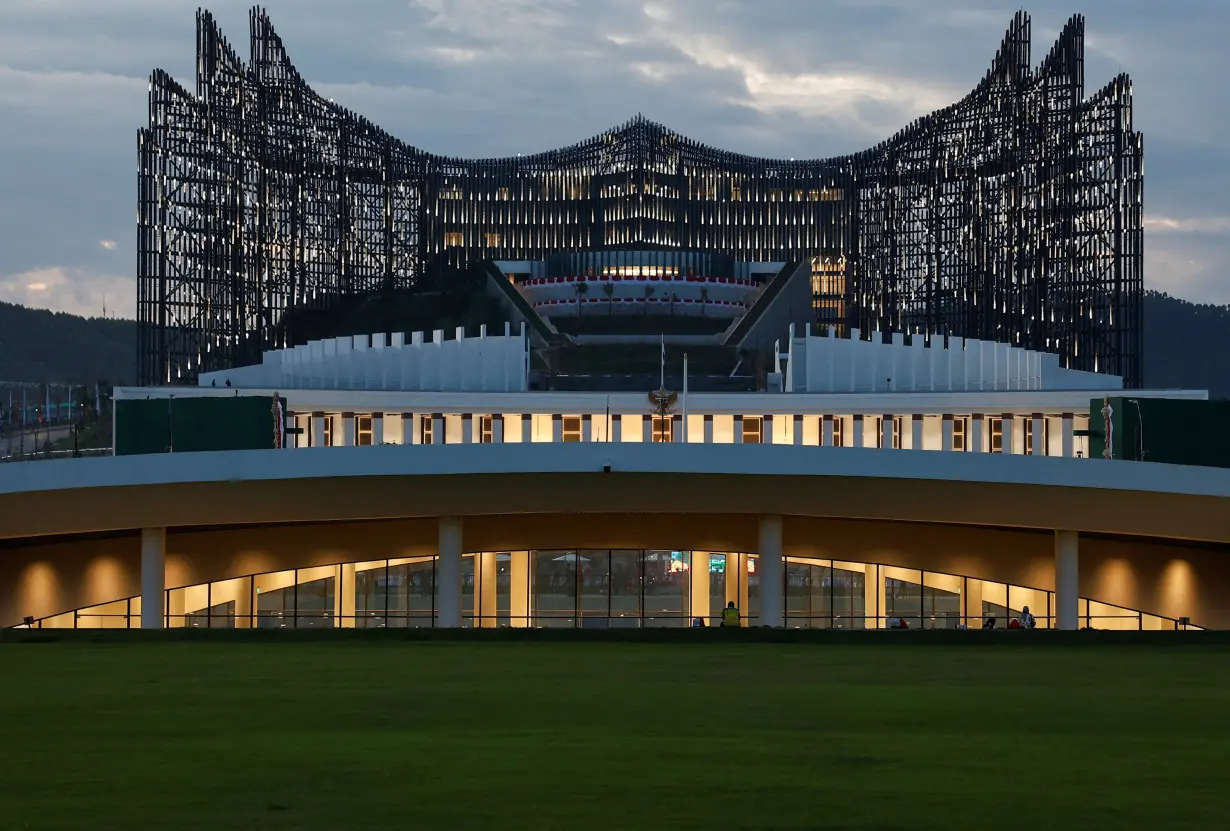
[138,9,1142,386]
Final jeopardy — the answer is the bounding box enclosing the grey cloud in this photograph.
[0,0,1227,317]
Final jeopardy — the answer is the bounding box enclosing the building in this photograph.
[138,9,1142,387]
[5,9,1221,636]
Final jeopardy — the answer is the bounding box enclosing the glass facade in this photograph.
[33,550,1194,631]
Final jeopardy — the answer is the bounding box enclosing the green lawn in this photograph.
[0,640,1226,829]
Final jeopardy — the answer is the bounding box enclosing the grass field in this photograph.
[1,638,1226,829]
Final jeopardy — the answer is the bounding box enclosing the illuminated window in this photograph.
[485,232,502,247]
[989,417,1004,454]
[808,189,821,201]
[741,417,762,444]
[820,188,844,201]
[322,416,332,447]
[1024,417,1033,455]
[440,187,463,200]
[356,415,373,446]
[420,415,434,445]
[831,417,844,447]
[652,415,673,443]
[877,417,903,450]
[497,187,510,200]
[731,186,742,201]
[479,415,494,444]
[444,232,464,247]
[562,416,583,443]
[769,189,784,202]
[952,417,967,452]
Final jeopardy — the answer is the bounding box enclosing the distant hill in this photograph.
[1143,291,1230,399]
[0,302,136,385]
[0,292,1225,396]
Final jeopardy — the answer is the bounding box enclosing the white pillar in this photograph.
[642,415,652,443]
[334,562,356,628]
[312,412,326,449]
[510,550,532,627]
[970,414,984,453]
[583,414,593,443]
[1061,413,1075,458]
[1001,414,1014,455]
[612,414,623,443]
[140,527,166,630]
[494,414,505,443]
[911,414,923,451]
[463,414,475,444]
[552,414,563,443]
[341,413,355,447]
[690,552,711,622]
[1031,413,1044,456]
[437,517,463,628]
[432,413,445,445]
[758,515,784,628]
[234,575,253,629]
[941,414,954,452]
[1055,530,1079,630]
[703,415,713,444]
[521,414,532,443]
[864,563,885,628]
[822,415,834,447]
[852,415,864,448]
[372,415,384,446]
[473,551,498,628]
[793,415,804,446]
[881,414,893,449]
[409,413,421,445]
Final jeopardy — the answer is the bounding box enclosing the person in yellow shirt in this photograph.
[720,600,741,627]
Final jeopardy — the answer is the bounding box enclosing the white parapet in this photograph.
[199,329,530,393]
[787,329,1123,394]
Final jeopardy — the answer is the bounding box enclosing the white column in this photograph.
[521,414,532,443]
[234,575,253,629]
[970,414,984,453]
[583,414,593,443]
[852,415,864,448]
[341,413,355,447]
[1031,413,1044,456]
[793,414,804,446]
[941,414,954,452]
[822,415,834,447]
[734,416,745,443]
[494,414,505,443]
[1055,530,1079,630]
[612,414,623,442]
[1061,413,1075,458]
[437,517,463,628]
[474,551,498,628]
[409,413,421,445]
[642,416,652,443]
[911,414,923,451]
[432,413,445,445]
[758,515,784,628]
[334,562,356,628]
[864,563,885,628]
[703,415,713,444]
[463,414,475,444]
[1001,414,1014,455]
[312,412,326,449]
[140,527,166,630]
[672,415,683,442]
[552,414,563,443]
[881,414,893,449]
[510,550,532,627]
[372,415,384,446]
[690,552,711,623]
[961,577,983,628]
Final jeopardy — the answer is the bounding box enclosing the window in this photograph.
[323,417,333,448]
[741,417,762,444]
[440,187,463,200]
[356,415,373,446]
[1024,417,1034,455]
[444,232,464,247]
[731,185,742,201]
[989,417,1004,454]
[831,417,844,447]
[497,187,510,200]
[952,417,967,452]
[485,232,502,247]
[420,415,434,445]
[479,415,494,444]
[874,417,902,449]
[562,416,583,443]
[651,415,672,443]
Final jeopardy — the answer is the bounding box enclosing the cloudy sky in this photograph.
[0,0,1226,318]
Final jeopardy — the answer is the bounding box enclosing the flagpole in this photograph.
[682,352,688,442]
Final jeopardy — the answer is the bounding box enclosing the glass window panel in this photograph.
[609,549,642,626]
[293,576,334,629]
[644,550,687,626]
[579,550,609,618]
[534,550,577,627]
[354,560,390,628]
[884,567,923,627]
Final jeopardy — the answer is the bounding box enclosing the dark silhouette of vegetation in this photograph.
[0,302,135,384]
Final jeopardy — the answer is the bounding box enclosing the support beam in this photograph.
[864,563,885,628]
[437,517,463,628]
[510,550,532,627]
[334,562,356,628]
[474,551,498,628]
[140,527,166,630]
[1055,530,1080,630]
[758,516,784,628]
